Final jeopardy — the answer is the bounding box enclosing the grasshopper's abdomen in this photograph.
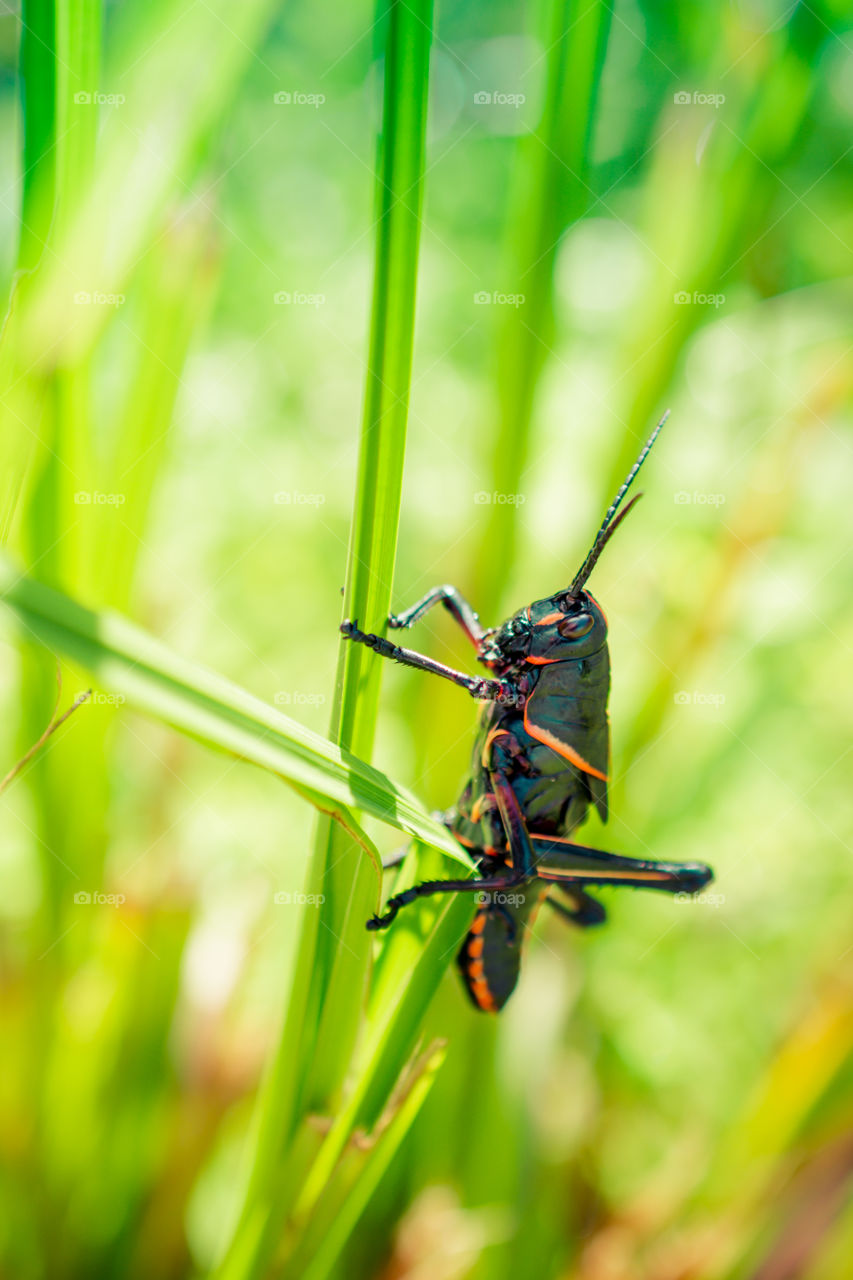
[456,886,548,1012]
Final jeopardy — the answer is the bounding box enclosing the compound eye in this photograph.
[557,613,593,640]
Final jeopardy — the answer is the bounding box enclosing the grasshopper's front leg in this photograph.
[341,620,520,705]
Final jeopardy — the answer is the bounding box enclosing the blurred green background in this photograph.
[1,0,852,1277]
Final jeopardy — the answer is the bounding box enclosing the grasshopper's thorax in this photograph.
[451,587,612,852]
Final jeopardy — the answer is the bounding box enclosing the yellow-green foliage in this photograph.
[0,1,851,1278]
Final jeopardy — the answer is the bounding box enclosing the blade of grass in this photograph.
[16,0,281,374]
[287,845,473,1241]
[291,1040,447,1280]
[309,0,435,1110]
[0,2,58,543]
[214,4,436,1275]
[0,554,471,863]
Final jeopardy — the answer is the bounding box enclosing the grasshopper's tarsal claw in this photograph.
[366,911,395,932]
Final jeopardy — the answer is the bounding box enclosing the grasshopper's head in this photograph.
[479,587,609,670]
[480,412,668,671]
[524,589,608,661]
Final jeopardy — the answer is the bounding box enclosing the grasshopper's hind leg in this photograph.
[531,835,713,895]
[547,885,607,927]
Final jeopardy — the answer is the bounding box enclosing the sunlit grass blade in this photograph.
[214,4,437,1275]
[16,0,280,375]
[0,554,471,862]
[291,1040,447,1280]
[309,0,435,1108]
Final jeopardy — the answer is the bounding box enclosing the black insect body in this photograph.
[341,414,713,1011]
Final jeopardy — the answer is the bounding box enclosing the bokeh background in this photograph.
[1,0,852,1277]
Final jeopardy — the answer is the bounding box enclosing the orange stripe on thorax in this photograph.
[523,705,608,780]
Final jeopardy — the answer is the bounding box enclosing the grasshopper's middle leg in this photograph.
[367,749,537,932]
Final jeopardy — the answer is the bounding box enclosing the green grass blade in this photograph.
[16,0,280,373]
[308,0,435,1108]
[0,554,470,862]
[214,4,436,1275]
[292,1041,447,1280]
